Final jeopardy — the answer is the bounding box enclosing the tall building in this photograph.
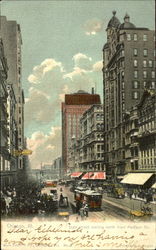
[62,90,101,176]
[0,16,25,173]
[102,12,155,179]
[69,104,105,173]
[0,38,10,188]
[137,89,156,171]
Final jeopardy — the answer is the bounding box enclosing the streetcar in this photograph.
[44,180,58,187]
[74,188,102,210]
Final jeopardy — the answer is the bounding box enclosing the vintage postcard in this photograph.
[0,0,156,249]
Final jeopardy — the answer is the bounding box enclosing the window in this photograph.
[121,50,124,56]
[97,145,100,151]
[143,81,147,88]
[134,48,138,56]
[143,60,147,67]
[143,49,148,56]
[101,124,104,130]
[96,114,100,120]
[101,114,104,120]
[122,82,125,89]
[134,60,137,67]
[151,82,155,89]
[148,60,153,67]
[96,124,101,130]
[133,92,139,99]
[134,34,137,41]
[127,34,131,40]
[97,153,100,158]
[151,71,155,78]
[143,34,147,41]
[122,103,125,111]
[143,71,147,78]
[133,81,139,89]
[134,71,138,78]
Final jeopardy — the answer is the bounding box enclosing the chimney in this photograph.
[91,87,94,94]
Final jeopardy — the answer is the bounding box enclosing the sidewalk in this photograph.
[102,193,156,216]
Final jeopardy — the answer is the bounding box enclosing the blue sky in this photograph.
[1,0,155,168]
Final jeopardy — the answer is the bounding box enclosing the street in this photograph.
[60,185,156,222]
[3,184,155,223]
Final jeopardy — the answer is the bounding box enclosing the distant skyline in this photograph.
[1,0,155,168]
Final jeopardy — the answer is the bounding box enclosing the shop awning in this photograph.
[151,183,156,189]
[70,172,82,178]
[90,172,106,180]
[81,172,94,180]
[121,173,153,185]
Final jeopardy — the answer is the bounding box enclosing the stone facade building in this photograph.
[0,16,26,188]
[79,104,105,172]
[137,90,156,171]
[0,38,10,188]
[123,107,139,175]
[1,16,25,171]
[102,12,155,179]
[68,104,105,173]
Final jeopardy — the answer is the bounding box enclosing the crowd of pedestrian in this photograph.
[0,182,58,217]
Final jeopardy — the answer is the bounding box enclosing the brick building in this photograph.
[62,90,101,176]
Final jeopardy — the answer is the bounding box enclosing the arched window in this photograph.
[96,124,101,130]
[96,114,100,120]
[101,124,104,130]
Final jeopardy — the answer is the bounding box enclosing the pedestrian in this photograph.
[83,203,89,217]
[79,207,84,220]
[59,193,64,205]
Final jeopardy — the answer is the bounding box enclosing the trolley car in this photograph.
[74,188,102,210]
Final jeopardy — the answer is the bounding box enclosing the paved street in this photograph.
[57,185,156,222]
[2,184,155,223]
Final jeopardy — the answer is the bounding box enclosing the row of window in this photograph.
[97,153,104,159]
[132,81,155,89]
[132,89,154,99]
[127,33,155,41]
[134,70,155,79]
[97,144,104,151]
[96,123,104,130]
[96,114,104,121]
[133,59,154,67]
[141,149,155,157]
[120,48,155,57]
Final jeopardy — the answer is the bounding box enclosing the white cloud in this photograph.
[27,58,64,84]
[25,56,102,134]
[92,60,103,72]
[24,87,60,127]
[84,19,104,36]
[73,53,92,64]
[59,85,70,102]
[72,53,92,70]
[27,127,61,169]
[63,67,87,80]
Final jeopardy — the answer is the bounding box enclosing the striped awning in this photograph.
[90,172,106,180]
[81,172,94,180]
[70,172,83,178]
